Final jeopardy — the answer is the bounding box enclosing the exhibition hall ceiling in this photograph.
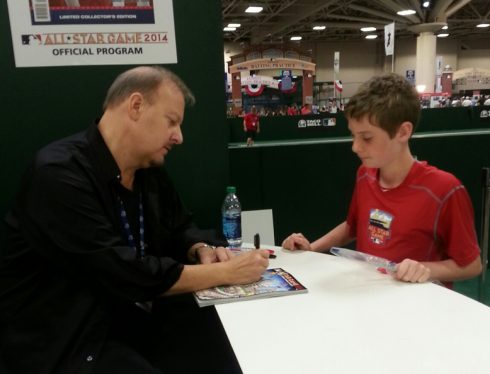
[222,0,490,45]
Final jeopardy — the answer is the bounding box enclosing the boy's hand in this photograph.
[393,259,431,283]
[282,233,312,251]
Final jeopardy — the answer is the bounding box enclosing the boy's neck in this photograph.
[378,151,415,190]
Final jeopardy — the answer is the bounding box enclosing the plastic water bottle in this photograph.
[222,186,242,248]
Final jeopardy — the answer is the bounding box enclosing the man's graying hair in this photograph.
[103,66,195,111]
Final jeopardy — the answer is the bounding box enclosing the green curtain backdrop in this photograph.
[0,0,229,247]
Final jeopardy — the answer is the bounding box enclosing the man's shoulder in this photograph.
[28,130,94,187]
[34,131,88,170]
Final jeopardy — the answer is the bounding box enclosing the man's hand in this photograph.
[225,250,269,284]
[198,246,234,264]
[393,259,431,283]
[281,233,312,251]
[168,249,269,295]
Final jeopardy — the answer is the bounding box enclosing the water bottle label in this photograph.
[222,215,241,241]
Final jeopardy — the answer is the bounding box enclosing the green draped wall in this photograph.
[0,0,229,247]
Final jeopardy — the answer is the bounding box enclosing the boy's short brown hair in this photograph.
[344,73,420,138]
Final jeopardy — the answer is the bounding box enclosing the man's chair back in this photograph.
[241,209,275,246]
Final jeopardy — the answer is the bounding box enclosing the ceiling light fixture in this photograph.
[223,27,236,32]
[365,34,377,39]
[476,23,490,28]
[442,25,448,30]
[397,10,416,16]
[227,23,241,28]
[360,27,376,32]
[313,25,326,30]
[290,36,302,41]
[422,1,430,8]
[437,33,449,38]
[245,6,263,13]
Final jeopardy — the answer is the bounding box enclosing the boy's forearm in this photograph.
[311,221,354,252]
[422,256,482,282]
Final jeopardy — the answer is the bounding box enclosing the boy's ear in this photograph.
[397,121,413,140]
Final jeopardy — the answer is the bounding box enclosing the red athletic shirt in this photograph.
[347,161,480,267]
[243,113,259,131]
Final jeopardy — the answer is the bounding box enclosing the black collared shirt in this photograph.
[0,123,205,373]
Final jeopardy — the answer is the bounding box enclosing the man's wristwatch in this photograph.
[194,244,216,252]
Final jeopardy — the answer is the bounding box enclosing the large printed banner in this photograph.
[7,0,177,67]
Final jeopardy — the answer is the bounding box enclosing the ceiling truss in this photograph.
[222,0,490,44]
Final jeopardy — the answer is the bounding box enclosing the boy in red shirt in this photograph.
[243,105,260,146]
[282,73,482,285]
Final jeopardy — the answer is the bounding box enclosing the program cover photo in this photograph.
[194,268,308,307]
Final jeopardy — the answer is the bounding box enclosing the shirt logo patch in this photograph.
[368,209,393,245]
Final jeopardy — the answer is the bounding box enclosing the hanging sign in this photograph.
[333,51,340,74]
[384,22,395,56]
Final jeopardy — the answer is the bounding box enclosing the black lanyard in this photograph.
[117,192,146,258]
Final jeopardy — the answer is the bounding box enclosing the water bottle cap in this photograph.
[226,186,236,194]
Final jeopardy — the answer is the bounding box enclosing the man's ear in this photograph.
[397,121,413,141]
[127,92,144,121]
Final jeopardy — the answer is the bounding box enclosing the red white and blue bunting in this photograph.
[242,75,281,96]
[334,80,343,92]
[244,84,265,96]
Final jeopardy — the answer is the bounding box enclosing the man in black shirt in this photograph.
[0,66,269,373]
